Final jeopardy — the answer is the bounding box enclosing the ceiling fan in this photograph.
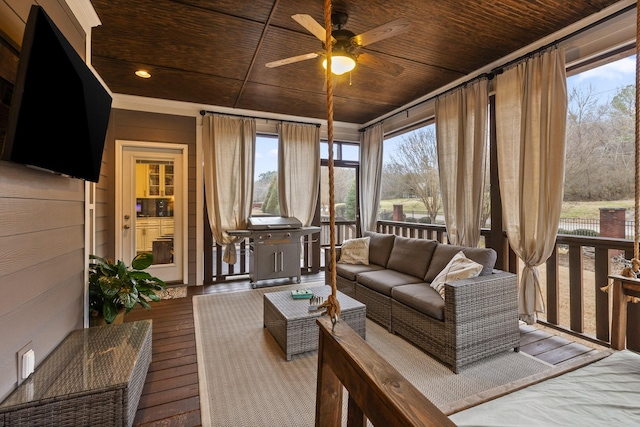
[266,12,410,76]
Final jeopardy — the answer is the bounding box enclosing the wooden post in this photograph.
[315,324,343,427]
[611,276,627,350]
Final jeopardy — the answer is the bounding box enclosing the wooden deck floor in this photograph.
[125,273,606,427]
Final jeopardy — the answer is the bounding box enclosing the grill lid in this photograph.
[247,216,302,230]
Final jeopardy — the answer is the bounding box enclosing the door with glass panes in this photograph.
[120,143,186,283]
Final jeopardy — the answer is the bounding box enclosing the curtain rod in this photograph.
[200,110,321,127]
[358,72,492,133]
[490,3,635,76]
[359,3,636,134]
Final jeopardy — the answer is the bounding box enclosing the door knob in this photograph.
[124,215,130,220]
[124,224,130,230]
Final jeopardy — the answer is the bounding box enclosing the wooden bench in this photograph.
[0,320,152,427]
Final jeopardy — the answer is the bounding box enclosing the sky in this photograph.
[255,55,637,176]
[568,55,635,101]
[254,139,279,178]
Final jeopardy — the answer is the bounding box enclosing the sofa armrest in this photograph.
[443,270,519,341]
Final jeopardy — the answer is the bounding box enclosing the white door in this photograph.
[119,142,187,283]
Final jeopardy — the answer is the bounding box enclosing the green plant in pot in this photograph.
[89,253,167,325]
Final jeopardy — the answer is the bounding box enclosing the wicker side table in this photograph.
[0,320,152,427]
[264,286,366,360]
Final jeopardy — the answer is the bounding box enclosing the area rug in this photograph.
[193,283,605,426]
[154,285,187,300]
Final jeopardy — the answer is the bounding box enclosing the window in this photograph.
[320,141,359,161]
[381,123,441,224]
[538,53,635,335]
[564,55,636,208]
[319,140,360,244]
[253,135,279,215]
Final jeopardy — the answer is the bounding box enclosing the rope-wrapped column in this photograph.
[318,0,341,328]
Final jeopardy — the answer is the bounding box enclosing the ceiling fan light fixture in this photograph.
[322,54,356,75]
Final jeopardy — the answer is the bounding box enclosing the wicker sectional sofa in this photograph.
[324,231,520,373]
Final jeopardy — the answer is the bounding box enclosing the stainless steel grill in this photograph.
[247,216,302,230]
[228,216,319,288]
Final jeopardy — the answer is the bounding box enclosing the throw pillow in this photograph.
[430,251,483,299]
[338,237,370,265]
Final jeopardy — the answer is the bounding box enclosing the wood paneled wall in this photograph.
[105,109,197,285]
[0,0,88,401]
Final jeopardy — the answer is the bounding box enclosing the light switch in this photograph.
[22,349,35,379]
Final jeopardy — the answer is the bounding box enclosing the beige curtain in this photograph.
[277,122,320,226]
[360,123,384,232]
[495,47,567,324]
[435,79,488,247]
[202,115,256,264]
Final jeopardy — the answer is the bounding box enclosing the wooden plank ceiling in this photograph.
[90,0,621,125]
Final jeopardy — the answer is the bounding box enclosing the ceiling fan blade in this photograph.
[352,18,410,47]
[292,14,336,43]
[357,52,404,76]
[266,52,319,68]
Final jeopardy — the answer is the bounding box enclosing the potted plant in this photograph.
[89,253,167,326]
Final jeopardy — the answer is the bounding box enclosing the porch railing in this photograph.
[206,217,640,349]
[205,233,320,282]
[206,221,357,281]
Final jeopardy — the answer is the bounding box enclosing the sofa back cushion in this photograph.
[363,231,396,267]
[424,244,497,282]
[386,236,438,279]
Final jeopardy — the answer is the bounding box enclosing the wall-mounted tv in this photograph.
[1,5,112,183]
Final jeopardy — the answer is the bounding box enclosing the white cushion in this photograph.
[338,237,370,265]
[430,251,483,299]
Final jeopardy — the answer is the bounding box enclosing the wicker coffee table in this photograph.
[264,286,366,360]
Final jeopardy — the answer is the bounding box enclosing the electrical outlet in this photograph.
[17,342,34,386]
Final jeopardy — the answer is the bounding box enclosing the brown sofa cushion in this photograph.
[363,231,396,267]
[357,269,423,297]
[386,236,437,279]
[424,244,497,282]
[335,263,386,281]
[392,283,445,321]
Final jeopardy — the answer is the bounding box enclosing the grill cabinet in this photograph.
[228,217,319,288]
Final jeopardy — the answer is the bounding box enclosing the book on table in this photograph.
[291,289,313,299]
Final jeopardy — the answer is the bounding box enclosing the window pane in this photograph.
[253,135,279,215]
[320,141,329,159]
[542,54,636,337]
[320,141,337,159]
[341,144,359,161]
[320,165,358,245]
[381,124,440,224]
[135,159,174,265]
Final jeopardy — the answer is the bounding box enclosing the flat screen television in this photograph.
[1,5,112,183]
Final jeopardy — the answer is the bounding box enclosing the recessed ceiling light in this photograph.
[135,70,151,79]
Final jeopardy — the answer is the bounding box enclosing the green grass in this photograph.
[377,198,635,219]
[560,199,634,219]
[378,198,428,214]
